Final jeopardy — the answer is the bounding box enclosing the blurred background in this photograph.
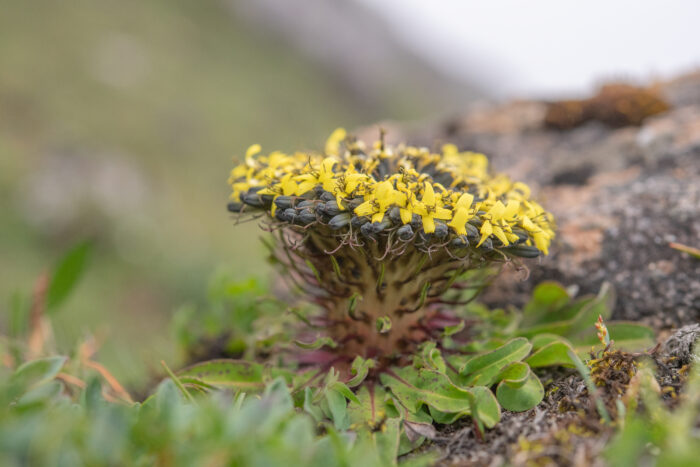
[1,0,698,385]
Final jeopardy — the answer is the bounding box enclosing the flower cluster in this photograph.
[227,129,555,365]
[229,129,554,256]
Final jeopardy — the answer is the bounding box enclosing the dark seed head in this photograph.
[451,235,468,248]
[360,222,375,238]
[241,191,264,207]
[282,208,297,222]
[227,202,243,213]
[388,207,402,224]
[465,223,480,239]
[479,238,494,250]
[321,200,341,217]
[296,200,316,209]
[410,214,422,230]
[397,224,413,241]
[504,245,541,258]
[434,221,449,239]
[344,197,364,210]
[296,208,316,225]
[351,216,370,228]
[274,196,293,210]
[328,213,351,230]
[319,191,335,202]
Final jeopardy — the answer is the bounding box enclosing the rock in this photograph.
[359,72,700,329]
[663,324,700,365]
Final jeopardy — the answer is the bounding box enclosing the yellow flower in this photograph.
[447,193,474,236]
[228,128,556,256]
[412,183,452,234]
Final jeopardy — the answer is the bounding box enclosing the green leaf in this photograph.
[375,316,392,334]
[328,381,360,405]
[381,367,501,427]
[303,387,324,422]
[567,349,611,424]
[460,337,532,386]
[354,417,402,466]
[521,281,570,326]
[568,282,615,334]
[325,389,350,430]
[495,363,544,412]
[347,385,389,427]
[177,359,292,390]
[443,320,465,337]
[16,380,63,408]
[11,356,67,393]
[516,283,615,339]
[46,241,92,311]
[526,340,577,368]
[347,357,375,387]
[416,342,447,374]
[382,367,472,414]
[469,386,501,428]
[294,336,337,350]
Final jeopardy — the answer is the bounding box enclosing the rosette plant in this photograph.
[183,129,558,450]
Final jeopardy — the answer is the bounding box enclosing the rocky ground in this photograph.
[360,72,700,465]
[359,72,700,331]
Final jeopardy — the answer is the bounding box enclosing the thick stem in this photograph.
[273,226,495,365]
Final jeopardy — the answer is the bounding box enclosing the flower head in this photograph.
[229,130,554,255]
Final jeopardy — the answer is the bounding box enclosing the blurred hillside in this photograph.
[0,0,480,384]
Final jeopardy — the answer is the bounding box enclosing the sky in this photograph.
[357,0,699,98]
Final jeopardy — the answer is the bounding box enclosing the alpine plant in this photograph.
[227,129,555,374]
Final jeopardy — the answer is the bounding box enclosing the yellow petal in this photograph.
[400,208,413,224]
[325,128,346,155]
[246,144,261,160]
[448,207,469,235]
[422,182,436,206]
[533,232,550,255]
[477,220,493,247]
[354,201,375,217]
[335,194,346,211]
[492,225,510,246]
[503,200,520,219]
[489,201,506,221]
[521,215,538,232]
[422,215,436,233]
[455,193,474,210]
[434,207,453,220]
[372,211,384,223]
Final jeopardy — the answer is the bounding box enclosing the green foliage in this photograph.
[172,274,293,361]
[605,353,700,467]
[467,281,655,355]
[46,241,92,312]
[172,277,655,453]
[1,251,660,465]
[0,361,430,466]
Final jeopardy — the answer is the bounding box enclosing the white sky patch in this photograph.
[356,0,700,98]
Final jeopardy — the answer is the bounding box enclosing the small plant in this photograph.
[221,130,562,438]
[604,347,700,467]
[227,130,554,366]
